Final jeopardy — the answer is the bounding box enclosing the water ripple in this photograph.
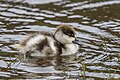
[0,0,120,79]
[71,0,120,10]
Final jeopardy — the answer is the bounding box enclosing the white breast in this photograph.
[62,44,79,56]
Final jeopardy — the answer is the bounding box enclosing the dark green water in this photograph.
[0,0,120,79]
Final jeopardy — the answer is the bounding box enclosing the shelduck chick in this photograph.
[16,24,79,60]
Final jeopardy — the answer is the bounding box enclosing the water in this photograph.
[0,0,120,79]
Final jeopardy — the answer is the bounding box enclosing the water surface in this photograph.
[0,0,120,79]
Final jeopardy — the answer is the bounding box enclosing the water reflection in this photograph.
[0,0,120,79]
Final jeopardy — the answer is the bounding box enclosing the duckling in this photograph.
[16,24,79,60]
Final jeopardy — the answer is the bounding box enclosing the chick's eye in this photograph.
[63,30,75,37]
[67,33,74,37]
[71,33,75,37]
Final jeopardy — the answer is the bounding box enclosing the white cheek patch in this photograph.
[55,31,65,43]
[55,31,76,44]
[62,34,75,43]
